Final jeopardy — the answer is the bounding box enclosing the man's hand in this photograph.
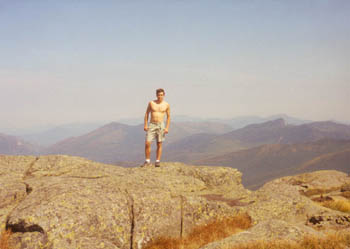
[164,128,169,134]
[144,126,148,132]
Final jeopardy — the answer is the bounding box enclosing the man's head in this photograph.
[156,88,165,102]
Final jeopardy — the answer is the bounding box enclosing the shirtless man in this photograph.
[142,88,170,167]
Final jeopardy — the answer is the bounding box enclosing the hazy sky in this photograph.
[1,0,349,129]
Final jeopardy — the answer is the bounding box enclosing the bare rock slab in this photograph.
[1,156,247,249]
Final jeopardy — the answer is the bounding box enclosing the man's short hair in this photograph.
[156,88,165,95]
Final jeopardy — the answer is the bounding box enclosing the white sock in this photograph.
[145,159,150,163]
[156,160,160,162]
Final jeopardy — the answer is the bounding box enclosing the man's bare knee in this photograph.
[157,142,162,147]
[145,141,151,147]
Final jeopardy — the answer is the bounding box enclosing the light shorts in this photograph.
[146,122,165,142]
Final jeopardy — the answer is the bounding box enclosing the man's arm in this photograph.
[144,102,151,131]
[164,104,170,134]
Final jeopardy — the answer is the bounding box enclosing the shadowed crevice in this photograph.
[201,194,254,207]
[130,200,135,249]
[180,195,184,238]
[124,190,135,249]
[24,183,33,195]
[63,175,108,179]
[23,156,40,180]
[6,219,45,234]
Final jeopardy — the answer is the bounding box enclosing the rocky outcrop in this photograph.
[0,155,248,249]
[201,219,322,249]
[202,170,350,249]
[1,155,349,249]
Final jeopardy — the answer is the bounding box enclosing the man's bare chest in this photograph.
[150,102,167,112]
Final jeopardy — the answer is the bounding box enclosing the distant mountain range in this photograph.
[41,121,234,163]
[1,114,304,146]
[163,119,350,162]
[203,113,313,129]
[0,114,328,147]
[1,116,350,190]
[39,118,350,169]
[42,122,144,163]
[117,114,312,129]
[194,138,350,190]
[16,122,104,146]
[0,133,40,155]
[1,121,233,159]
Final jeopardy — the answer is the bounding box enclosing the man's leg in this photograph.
[145,141,151,161]
[155,125,165,167]
[156,142,162,161]
[141,140,152,167]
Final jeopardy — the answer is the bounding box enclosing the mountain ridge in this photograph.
[0,133,40,155]
[163,119,350,163]
[194,138,350,189]
[2,119,350,187]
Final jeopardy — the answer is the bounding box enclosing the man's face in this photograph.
[157,92,164,101]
